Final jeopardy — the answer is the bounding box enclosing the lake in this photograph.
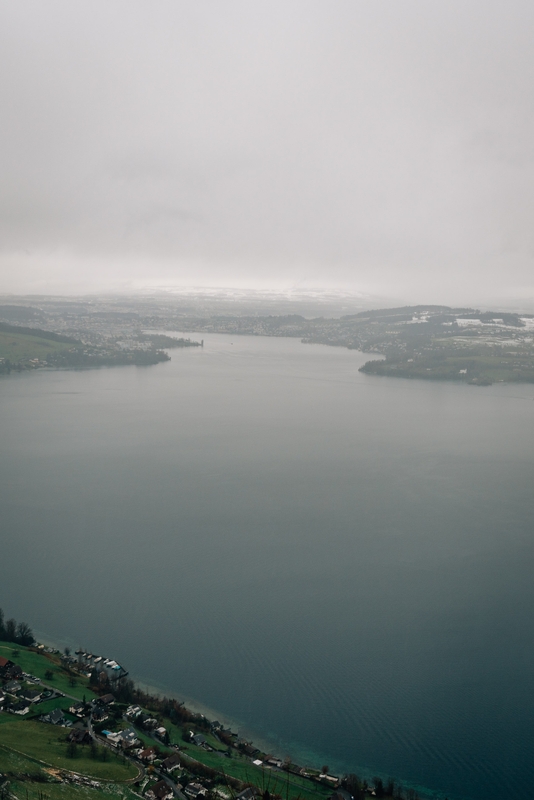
[1,333,533,800]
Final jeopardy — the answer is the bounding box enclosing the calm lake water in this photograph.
[1,334,534,800]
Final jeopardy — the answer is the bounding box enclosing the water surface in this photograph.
[1,334,533,800]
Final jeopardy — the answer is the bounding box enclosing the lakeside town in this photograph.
[0,612,426,800]
[1,295,534,384]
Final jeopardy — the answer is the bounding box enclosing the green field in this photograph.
[0,330,72,364]
[0,742,42,773]
[0,643,96,701]
[179,743,331,800]
[0,719,138,782]
[0,744,140,800]
[1,783,140,800]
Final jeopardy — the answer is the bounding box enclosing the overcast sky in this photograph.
[1,1,534,304]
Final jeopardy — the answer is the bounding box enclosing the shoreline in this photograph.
[33,628,448,800]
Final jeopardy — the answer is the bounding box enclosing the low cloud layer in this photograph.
[1,1,534,304]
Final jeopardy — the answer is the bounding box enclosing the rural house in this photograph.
[146,780,173,800]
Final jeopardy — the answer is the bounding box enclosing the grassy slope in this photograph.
[0,718,137,782]
[0,645,140,796]
[0,643,96,701]
[0,330,71,362]
[2,782,140,800]
[0,746,139,800]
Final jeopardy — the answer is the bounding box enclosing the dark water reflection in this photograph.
[1,334,533,800]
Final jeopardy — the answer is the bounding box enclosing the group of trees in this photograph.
[66,740,110,761]
[88,665,136,703]
[0,608,35,646]
[340,774,423,800]
[124,683,210,731]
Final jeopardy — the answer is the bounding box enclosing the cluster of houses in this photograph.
[104,727,140,749]
[0,657,61,717]
[72,691,341,800]
[105,724,167,751]
[122,704,172,743]
[146,779,258,800]
[143,774,259,800]
[74,650,128,684]
[40,694,117,734]
[1,650,344,800]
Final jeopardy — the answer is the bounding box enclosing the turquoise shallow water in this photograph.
[1,333,534,800]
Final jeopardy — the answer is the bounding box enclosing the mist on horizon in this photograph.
[1,1,534,307]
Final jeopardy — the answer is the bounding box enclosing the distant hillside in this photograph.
[0,328,78,372]
[0,304,46,324]
[0,321,79,344]
[173,305,534,384]
[0,323,171,373]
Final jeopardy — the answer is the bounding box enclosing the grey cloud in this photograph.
[1,0,534,303]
